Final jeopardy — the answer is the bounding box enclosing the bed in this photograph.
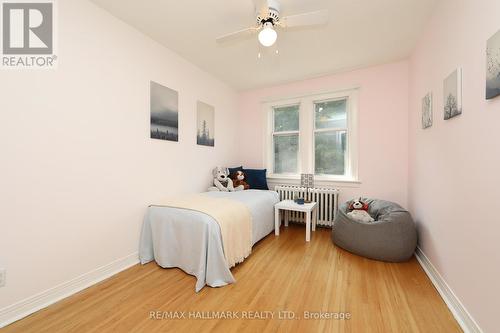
[139,190,279,292]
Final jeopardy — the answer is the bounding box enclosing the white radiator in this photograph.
[274,185,340,227]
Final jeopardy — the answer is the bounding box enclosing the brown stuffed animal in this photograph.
[231,170,250,190]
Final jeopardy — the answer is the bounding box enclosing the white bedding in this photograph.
[139,190,279,292]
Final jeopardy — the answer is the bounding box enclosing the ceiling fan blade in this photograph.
[216,27,259,44]
[252,0,269,18]
[281,10,329,28]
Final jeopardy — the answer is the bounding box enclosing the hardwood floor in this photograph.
[3,225,461,333]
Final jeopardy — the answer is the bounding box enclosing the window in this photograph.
[265,89,358,182]
[314,99,347,176]
[272,105,299,174]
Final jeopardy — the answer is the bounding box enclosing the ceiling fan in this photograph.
[216,0,329,47]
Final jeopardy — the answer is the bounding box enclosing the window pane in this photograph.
[315,99,347,129]
[274,134,298,174]
[315,131,346,175]
[274,105,299,132]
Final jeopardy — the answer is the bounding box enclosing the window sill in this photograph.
[267,175,361,188]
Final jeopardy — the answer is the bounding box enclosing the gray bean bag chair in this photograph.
[332,198,417,262]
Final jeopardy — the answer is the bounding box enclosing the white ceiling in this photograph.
[90,0,437,91]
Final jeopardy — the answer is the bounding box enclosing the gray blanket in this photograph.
[139,190,279,292]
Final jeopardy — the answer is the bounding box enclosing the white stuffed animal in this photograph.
[208,167,244,192]
[346,198,375,223]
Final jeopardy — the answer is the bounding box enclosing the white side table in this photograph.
[274,200,318,242]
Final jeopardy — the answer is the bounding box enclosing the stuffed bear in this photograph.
[346,198,375,222]
[208,167,244,192]
[231,170,250,190]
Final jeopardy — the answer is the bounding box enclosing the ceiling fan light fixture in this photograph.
[258,22,277,47]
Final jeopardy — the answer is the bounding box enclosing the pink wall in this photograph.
[408,1,500,332]
[238,61,410,206]
[0,0,239,315]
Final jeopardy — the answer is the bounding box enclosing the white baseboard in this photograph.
[0,252,139,329]
[415,247,483,333]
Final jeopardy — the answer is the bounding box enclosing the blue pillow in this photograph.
[228,166,243,177]
[243,168,269,190]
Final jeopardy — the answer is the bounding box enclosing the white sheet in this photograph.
[139,190,279,292]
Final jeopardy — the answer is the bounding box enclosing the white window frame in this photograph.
[263,88,359,183]
[271,102,301,176]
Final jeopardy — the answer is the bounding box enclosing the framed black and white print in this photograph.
[486,29,500,100]
[196,101,215,147]
[422,92,432,129]
[443,68,462,120]
[150,81,179,141]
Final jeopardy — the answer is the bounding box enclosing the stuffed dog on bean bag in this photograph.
[347,198,375,222]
